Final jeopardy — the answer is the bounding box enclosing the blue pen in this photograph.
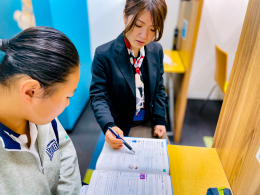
[108,127,135,154]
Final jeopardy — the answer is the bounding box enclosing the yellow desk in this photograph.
[168,145,231,195]
[163,50,186,73]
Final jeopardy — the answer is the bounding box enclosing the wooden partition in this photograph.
[213,0,260,194]
[174,0,204,142]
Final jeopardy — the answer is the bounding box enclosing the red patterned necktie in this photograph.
[124,38,145,116]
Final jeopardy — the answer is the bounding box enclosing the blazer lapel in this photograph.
[145,43,158,103]
[114,33,135,96]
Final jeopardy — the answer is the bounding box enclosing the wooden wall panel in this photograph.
[212,0,260,194]
[174,0,204,142]
[177,1,198,70]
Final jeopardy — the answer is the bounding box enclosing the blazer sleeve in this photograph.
[56,119,82,195]
[89,47,115,134]
[153,45,166,121]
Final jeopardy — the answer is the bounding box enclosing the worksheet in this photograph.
[86,170,173,195]
[85,138,173,195]
[95,137,170,175]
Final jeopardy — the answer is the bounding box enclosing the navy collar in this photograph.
[0,123,21,150]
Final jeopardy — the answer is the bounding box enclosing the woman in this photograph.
[90,0,168,149]
[0,26,81,195]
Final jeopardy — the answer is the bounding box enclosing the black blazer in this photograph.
[90,33,166,135]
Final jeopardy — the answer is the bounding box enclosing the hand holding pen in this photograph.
[107,127,136,154]
[105,126,125,149]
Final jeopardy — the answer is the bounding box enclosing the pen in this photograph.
[108,127,135,154]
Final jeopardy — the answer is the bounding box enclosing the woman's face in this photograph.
[22,66,81,125]
[124,10,156,50]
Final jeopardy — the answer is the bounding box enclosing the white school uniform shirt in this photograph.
[16,122,41,164]
[0,119,81,195]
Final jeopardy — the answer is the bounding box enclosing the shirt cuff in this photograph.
[103,122,116,134]
[153,115,166,126]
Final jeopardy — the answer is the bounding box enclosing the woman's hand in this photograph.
[105,126,124,149]
[154,125,166,138]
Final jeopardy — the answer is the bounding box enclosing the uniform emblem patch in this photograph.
[46,139,59,161]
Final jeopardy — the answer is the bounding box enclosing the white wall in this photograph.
[87,0,180,59]
[158,0,180,50]
[188,0,249,100]
[87,0,125,59]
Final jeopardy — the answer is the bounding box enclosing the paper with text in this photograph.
[86,170,172,195]
[96,137,169,175]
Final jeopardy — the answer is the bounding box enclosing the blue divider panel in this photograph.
[89,132,105,170]
[32,0,92,130]
[0,1,22,38]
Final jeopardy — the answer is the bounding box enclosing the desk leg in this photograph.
[168,73,174,136]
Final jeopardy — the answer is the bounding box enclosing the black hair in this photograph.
[123,0,167,42]
[0,26,79,97]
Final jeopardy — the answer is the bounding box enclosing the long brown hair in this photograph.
[123,0,167,42]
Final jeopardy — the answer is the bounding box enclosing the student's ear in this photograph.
[21,79,43,103]
[123,11,127,24]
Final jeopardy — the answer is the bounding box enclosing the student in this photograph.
[0,26,81,195]
[90,0,168,149]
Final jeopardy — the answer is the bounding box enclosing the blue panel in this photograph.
[33,0,92,130]
[89,132,105,170]
[1,0,91,130]
[0,0,22,38]
[54,0,91,130]
[31,0,52,27]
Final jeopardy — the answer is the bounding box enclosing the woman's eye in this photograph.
[150,29,155,32]
[135,24,142,28]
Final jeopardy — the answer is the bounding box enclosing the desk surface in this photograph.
[163,50,186,73]
[168,145,231,195]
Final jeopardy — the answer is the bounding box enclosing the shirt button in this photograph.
[151,105,154,107]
